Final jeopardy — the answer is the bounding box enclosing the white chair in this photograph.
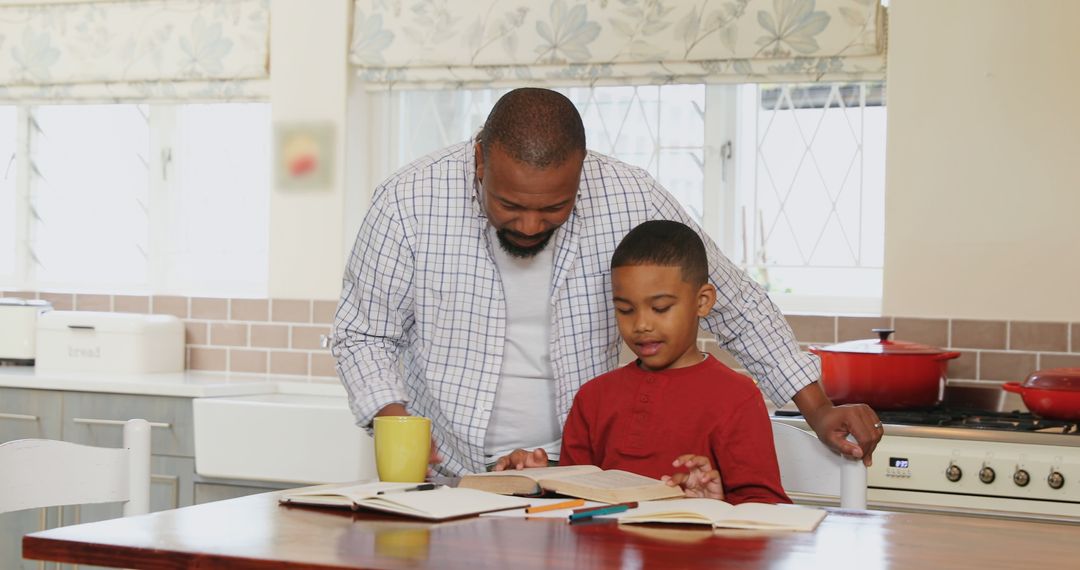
[0,418,151,516]
[772,420,867,509]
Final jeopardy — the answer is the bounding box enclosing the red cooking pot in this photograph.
[810,328,962,410]
[1002,368,1080,421]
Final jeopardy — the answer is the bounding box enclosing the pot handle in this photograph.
[1001,382,1024,394]
[871,328,895,342]
[933,351,962,361]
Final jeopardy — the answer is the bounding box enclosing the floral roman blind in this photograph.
[350,0,886,89]
[0,0,269,103]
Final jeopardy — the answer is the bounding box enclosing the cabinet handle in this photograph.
[0,412,38,421]
[72,417,172,429]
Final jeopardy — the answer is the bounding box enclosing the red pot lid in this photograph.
[1023,368,1080,392]
[811,328,951,355]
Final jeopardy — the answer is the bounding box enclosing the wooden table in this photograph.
[22,491,1079,569]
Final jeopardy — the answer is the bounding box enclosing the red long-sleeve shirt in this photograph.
[559,355,790,505]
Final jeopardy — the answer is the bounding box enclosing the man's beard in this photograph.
[495,228,555,258]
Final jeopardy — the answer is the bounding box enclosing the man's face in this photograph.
[475,142,582,258]
[612,265,716,371]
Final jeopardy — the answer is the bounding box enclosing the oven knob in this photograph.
[1013,469,1030,487]
[1048,471,1065,490]
[978,466,995,484]
[945,463,962,482]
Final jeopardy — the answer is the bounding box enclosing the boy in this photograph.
[495,220,790,504]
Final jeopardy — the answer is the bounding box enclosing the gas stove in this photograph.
[868,408,1078,434]
[773,382,1080,523]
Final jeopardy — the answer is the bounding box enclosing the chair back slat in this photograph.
[771,420,867,509]
[0,418,151,516]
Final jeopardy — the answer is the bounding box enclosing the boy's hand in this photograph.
[661,454,724,499]
[493,448,549,471]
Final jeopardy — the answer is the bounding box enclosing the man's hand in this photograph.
[375,403,442,468]
[793,382,882,467]
[493,448,549,471]
[661,455,724,499]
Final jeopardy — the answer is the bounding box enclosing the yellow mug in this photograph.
[373,416,431,483]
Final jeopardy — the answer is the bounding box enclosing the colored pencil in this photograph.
[525,498,586,514]
[568,503,636,521]
[571,501,639,515]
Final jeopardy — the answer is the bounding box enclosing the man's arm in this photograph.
[332,185,413,429]
[792,381,882,467]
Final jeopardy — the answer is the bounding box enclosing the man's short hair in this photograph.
[611,220,709,286]
[478,88,586,168]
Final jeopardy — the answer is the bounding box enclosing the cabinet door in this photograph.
[151,456,196,511]
[0,387,62,442]
[72,455,196,525]
[62,391,195,457]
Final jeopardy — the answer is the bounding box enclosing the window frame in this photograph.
[1,103,271,298]
[363,83,885,316]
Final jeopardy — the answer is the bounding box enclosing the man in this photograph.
[333,88,882,476]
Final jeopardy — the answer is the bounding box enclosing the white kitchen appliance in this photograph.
[35,310,185,374]
[0,298,52,364]
[774,382,1080,523]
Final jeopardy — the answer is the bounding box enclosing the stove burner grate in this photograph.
[774,408,1078,434]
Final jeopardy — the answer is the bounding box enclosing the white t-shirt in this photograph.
[483,227,561,461]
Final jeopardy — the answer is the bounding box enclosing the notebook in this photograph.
[609,498,827,531]
[458,465,685,504]
[278,481,531,521]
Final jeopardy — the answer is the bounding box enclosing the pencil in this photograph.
[375,483,438,495]
[571,501,639,515]
[525,498,586,514]
[568,503,634,522]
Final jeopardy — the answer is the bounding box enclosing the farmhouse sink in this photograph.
[193,386,375,484]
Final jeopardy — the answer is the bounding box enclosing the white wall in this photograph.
[882,0,1080,322]
[267,0,351,300]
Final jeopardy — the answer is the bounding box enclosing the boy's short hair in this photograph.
[611,220,709,286]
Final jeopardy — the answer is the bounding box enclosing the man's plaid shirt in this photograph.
[332,140,818,476]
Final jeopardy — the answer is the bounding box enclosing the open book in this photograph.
[458,465,684,504]
[610,498,826,532]
[278,481,531,521]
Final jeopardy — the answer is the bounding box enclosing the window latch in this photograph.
[161,148,172,181]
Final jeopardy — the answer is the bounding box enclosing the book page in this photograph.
[722,503,827,531]
[359,487,531,520]
[464,464,600,482]
[546,469,665,490]
[614,499,826,531]
[280,481,417,504]
[614,498,734,525]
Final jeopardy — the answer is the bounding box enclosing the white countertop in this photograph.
[0,365,348,399]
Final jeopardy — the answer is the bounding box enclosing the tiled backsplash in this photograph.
[9,290,1080,384]
[6,291,338,380]
[705,315,1080,383]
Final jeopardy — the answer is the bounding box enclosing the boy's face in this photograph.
[611,264,716,371]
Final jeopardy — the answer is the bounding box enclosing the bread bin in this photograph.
[35,310,185,373]
[0,298,53,363]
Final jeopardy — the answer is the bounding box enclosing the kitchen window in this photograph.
[384,82,887,315]
[0,103,270,297]
[0,105,16,282]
